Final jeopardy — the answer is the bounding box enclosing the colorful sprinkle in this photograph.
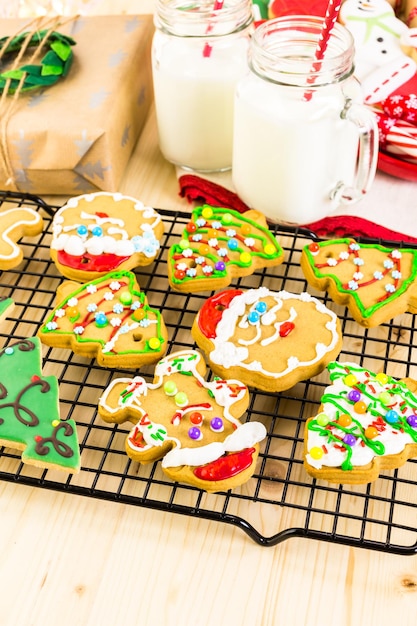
[148,337,162,351]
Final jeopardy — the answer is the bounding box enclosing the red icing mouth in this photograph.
[57,251,130,273]
[193,447,256,481]
[197,289,243,339]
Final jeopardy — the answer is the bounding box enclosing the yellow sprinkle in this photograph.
[52,419,60,427]
[264,243,276,256]
[149,337,161,350]
[202,206,213,219]
[240,251,252,264]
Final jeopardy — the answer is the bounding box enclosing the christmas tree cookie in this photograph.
[168,205,284,292]
[0,337,80,472]
[98,349,267,492]
[38,270,168,369]
[304,361,417,485]
[301,238,417,327]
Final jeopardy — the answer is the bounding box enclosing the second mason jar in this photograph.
[232,16,378,225]
[152,0,253,173]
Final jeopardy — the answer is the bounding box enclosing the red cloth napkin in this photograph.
[178,173,417,244]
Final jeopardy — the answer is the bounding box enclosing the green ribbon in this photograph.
[0,30,76,95]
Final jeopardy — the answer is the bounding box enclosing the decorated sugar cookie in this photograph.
[98,349,266,492]
[38,270,168,369]
[50,192,164,282]
[191,287,343,392]
[0,337,80,472]
[339,0,417,103]
[300,238,417,327]
[168,205,284,292]
[304,361,417,484]
[0,206,43,270]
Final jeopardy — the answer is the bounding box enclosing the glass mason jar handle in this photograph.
[330,98,378,206]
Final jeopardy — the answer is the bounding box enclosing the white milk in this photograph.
[231,16,378,225]
[152,32,250,172]
[232,76,361,224]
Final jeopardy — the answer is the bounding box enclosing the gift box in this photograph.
[0,14,154,195]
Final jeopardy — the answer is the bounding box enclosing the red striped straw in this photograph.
[304,0,343,100]
[203,0,225,58]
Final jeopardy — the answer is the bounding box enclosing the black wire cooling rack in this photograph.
[1,190,417,554]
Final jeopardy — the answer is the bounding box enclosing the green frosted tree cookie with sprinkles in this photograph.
[304,361,417,484]
[38,270,167,369]
[168,205,284,292]
[0,337,80,472]
[300,238,417,327]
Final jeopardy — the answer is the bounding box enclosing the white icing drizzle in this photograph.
[0,208,42,260]
[208,289,339,378]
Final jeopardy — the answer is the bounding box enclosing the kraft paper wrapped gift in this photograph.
[0,14,154,195]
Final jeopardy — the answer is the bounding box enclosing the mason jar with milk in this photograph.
[232,16,378,225]
[152,0,253,173]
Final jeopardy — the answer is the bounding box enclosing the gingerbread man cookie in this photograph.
[301,238,417,327]
[50,192,164,282]
[38,270,168,369]
[0,206,43,270]
[98,349,267,492]
[168,205,284,292]
[304,361,417,484]
[0,337,80,472]
[191,287,343,392]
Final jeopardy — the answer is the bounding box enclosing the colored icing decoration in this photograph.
[167,205,284,292]
[304,361,417,484]
[301,238,417,327]
[0,337,80,472]
[0,30,76,95]
[0,206,43,270]
[98,349,266,492]
[192,287,343,393]
[50,192,164,281]
[38,270,167,369]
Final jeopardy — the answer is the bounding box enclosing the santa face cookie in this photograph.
[304,361,417,484]
[38,270,168,369]
[301,238,417,327]
[50,192,164,281]
[0,337,80,472]
[168,205,284,292]
[191,287,343,392]
[0,206,43,270]
[99,349,266,492]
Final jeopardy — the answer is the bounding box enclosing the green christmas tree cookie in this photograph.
[38,270,168,368]
[168,205,284,292]
[301,238,417,327]
[0,337,80,472]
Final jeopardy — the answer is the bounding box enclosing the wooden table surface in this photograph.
[1,2,417,625]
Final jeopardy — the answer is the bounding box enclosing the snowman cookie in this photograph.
[339,0,417,103]
[98,349,267,492]
[191,287,343,392]
[50,192,164,282]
